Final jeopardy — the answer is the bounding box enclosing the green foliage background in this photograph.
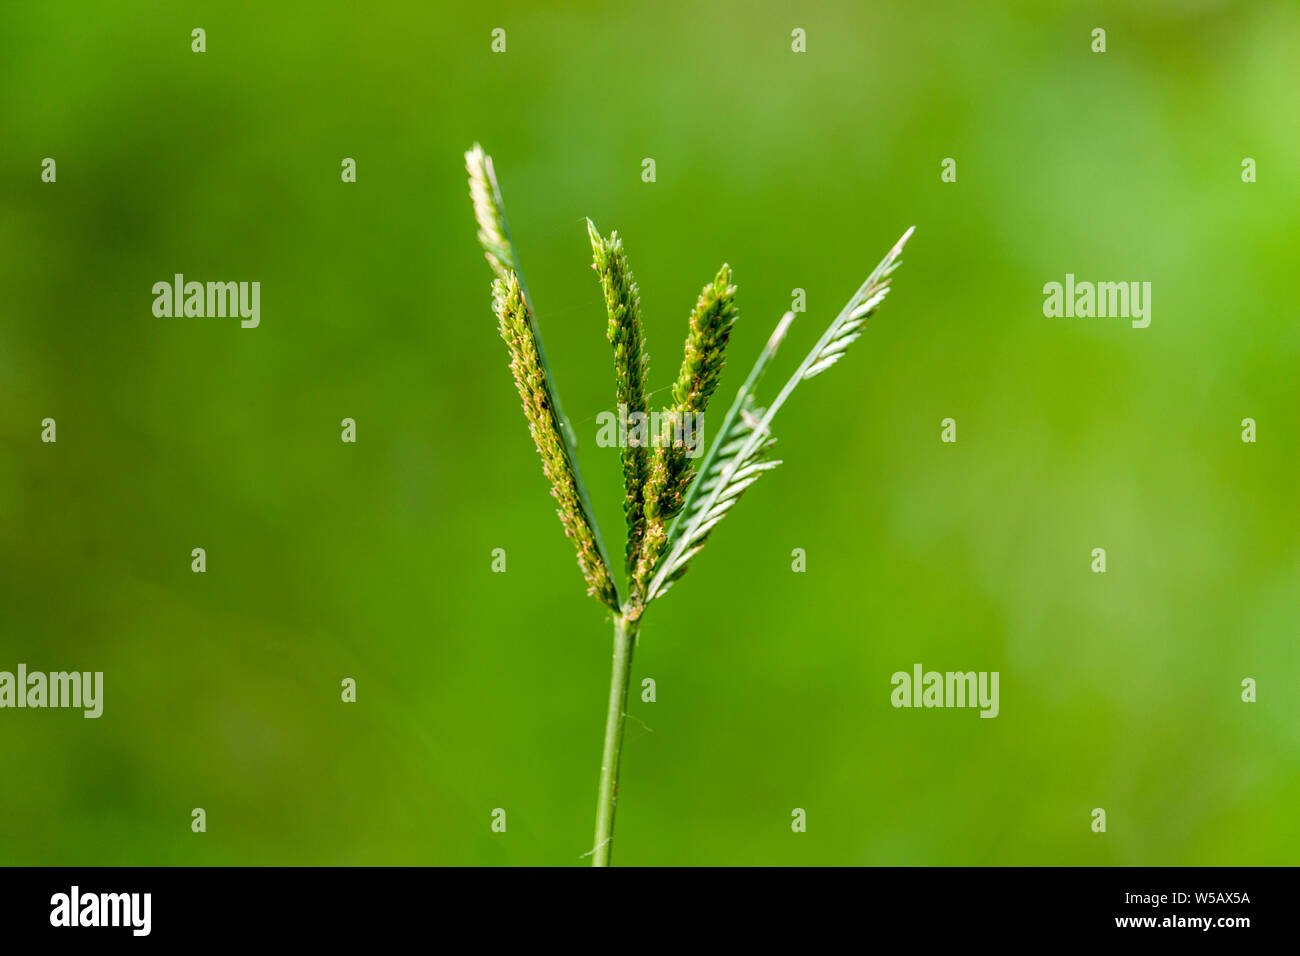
[1,0,1296,865]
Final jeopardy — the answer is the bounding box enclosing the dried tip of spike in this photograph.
[768,311,796,349]
[892,226,916,257]
[466,143,493,184]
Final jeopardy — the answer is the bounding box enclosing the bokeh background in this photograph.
[1,0,1297,865]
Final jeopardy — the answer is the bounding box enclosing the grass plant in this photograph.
[467,144,913,865]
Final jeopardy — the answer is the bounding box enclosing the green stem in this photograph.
[592,613,639,866]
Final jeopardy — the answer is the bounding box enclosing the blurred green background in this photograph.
[1,0,1297,866]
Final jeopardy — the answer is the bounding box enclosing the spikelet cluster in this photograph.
[631,267,737,602]
[469,140,912,619]
[493,273,618,609]
[588,222,650,574]
[644,227,914,602]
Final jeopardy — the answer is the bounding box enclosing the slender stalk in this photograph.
[592,613,639,866]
